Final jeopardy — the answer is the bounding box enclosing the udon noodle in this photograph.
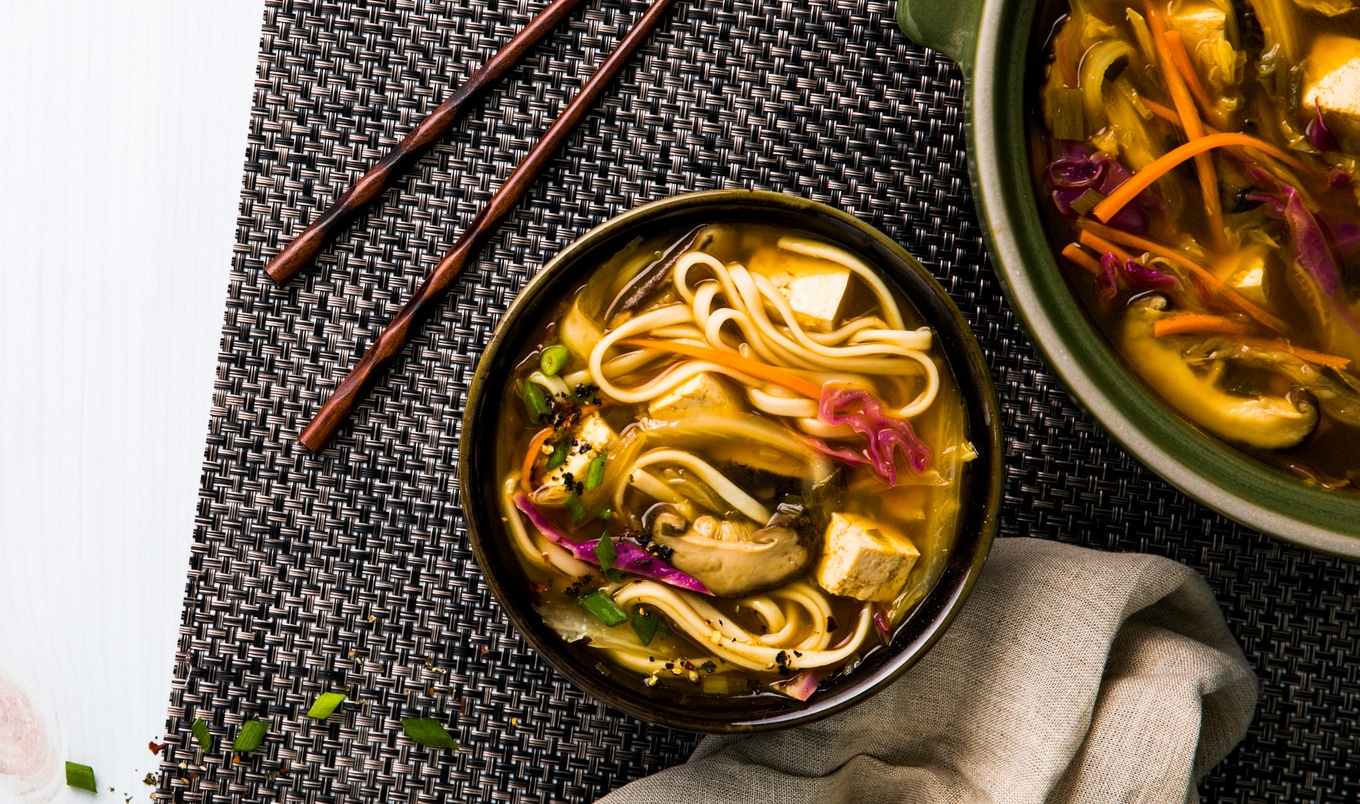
[496,224,972,698]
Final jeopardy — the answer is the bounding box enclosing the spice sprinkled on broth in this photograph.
[495,223,974,699]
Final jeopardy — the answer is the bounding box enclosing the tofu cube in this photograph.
[647,372,742,419]
[1305,36,1360,147]
[750,252,854,332]
[815,513,920,602]
[535,414,616,504]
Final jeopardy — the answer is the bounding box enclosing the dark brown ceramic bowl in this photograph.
[459,190,1002,733]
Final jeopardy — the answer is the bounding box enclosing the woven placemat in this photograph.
[161,0,1360,801]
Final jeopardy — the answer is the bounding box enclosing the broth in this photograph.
[494,223,971,698]
[1032,0,1360,488]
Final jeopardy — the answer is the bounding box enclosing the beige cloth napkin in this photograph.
[597,537,1257,804]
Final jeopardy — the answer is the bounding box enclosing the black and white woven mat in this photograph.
[161,0,1360,801]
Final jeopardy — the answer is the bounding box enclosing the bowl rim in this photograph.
[969,0,1360,556]
[458,189,1004,732]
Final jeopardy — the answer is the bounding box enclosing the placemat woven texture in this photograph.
[161,0,1360,801]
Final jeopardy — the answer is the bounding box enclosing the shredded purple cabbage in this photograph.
[1320,210,1360,254]
[1097,254,1121,301]
[771,669,825,701]
[1121,257,1181,291]
[1328,167,1352,189]
[800,434,871,466]
[512,494,712,595]
[1309,100,1340,153]
[1253,185,1345,295]
[817,385,930,487]
[1048,149,1149,233]
[872,607,892,636]
[1251,184,1360,343]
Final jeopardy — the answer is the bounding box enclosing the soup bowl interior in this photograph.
[459,190,1003,733]
[902,0,1360,555]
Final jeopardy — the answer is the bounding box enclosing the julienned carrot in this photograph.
[1093,133,1308,225]
[1240,338,1352,370]
[620,338,824,398]
[1061,242,1102,275]
[1077,230,1137,264]
[1074,219,1289,332]
[1165,30,1221,129]
[1152,314,1250,338]
[521,426,554,493]
[1144,3,1226,250]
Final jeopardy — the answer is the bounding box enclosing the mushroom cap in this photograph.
[654,506,816,597]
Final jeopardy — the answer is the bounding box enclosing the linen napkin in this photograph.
[597,537,1257,804]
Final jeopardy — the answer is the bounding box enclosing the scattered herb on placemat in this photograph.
[400,717,460,750]
[191,717,213,752]
[307,691,347,720]
[65,761,97,792]
[233,719,268,752]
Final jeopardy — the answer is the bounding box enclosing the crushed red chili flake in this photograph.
[528,579,550,594]
[148,740,166,755]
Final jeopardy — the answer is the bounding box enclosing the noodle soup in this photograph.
[1034,0,1360,487]
[493,223,974,700]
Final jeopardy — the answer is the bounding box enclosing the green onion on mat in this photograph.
[65,761,97,793]
[191,717,213,752]
[401,718,460,750]
[233,719,268,752]
[307,692,347,720]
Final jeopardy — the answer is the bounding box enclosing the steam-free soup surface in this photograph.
[496,223,972,699]
[1035,0,1360,487]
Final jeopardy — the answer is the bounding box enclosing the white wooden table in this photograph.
[0,3,265,800]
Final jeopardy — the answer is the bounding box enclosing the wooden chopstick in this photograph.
[299,0,680,452]
[263,0,585,286]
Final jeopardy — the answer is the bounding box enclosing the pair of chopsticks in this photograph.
[264,0,679,452]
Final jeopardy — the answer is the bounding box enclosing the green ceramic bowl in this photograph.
[459,190,1003,732]
[897,0,1360,555]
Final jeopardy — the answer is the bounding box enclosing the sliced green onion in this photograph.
[307,692,346,720]
[401,717,460,750]
[1069,189,1106,216]
[191,717,213,752]
[594,534,617,572]
[65,761,97,793]
[521,381,551,421]
[1049,86,1085,142]
[656,618,672,638]
[598,506,615,521]
[564,492,585,524]
[539,345,570,376]
[605,568,630,583]
[580,589,628,626]
[546,440,568,470]
[233,719,267,753]
[631,609,661,645]
[584,454,607,490]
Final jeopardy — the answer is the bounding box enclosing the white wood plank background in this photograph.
[0,2,266,800]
